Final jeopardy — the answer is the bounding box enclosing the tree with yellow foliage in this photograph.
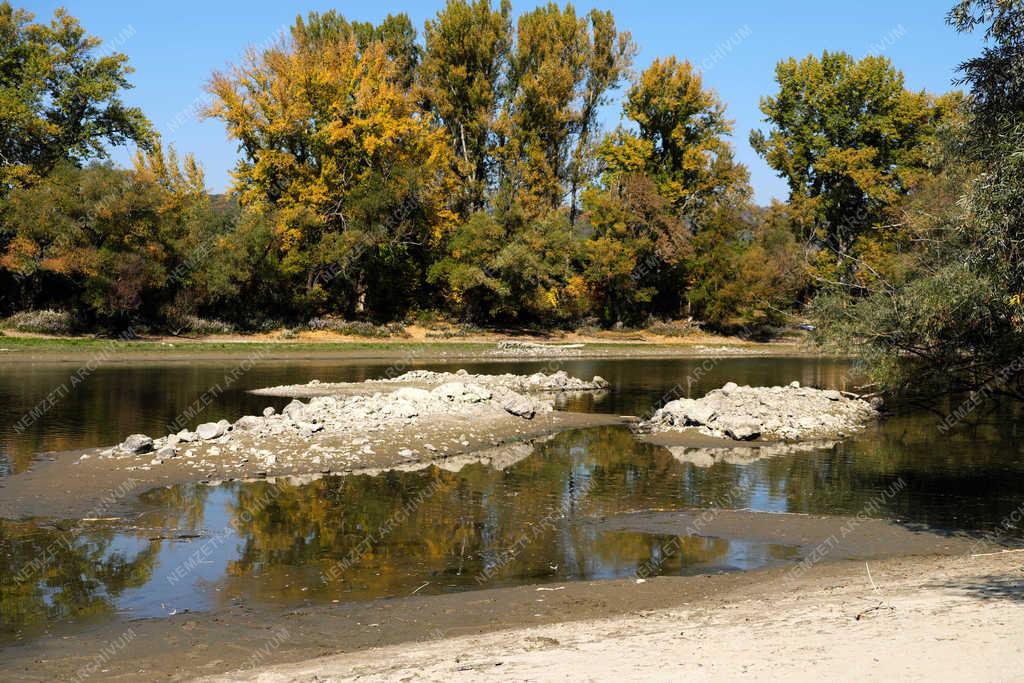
[205,11,456,318]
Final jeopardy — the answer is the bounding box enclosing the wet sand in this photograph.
[210,550,1024,682]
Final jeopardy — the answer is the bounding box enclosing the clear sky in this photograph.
[24,0,984,204]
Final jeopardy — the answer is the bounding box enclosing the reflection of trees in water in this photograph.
[755,413,1024,537]
[214,427,757,603]
[0,521,158,641]
[138,483,214,532]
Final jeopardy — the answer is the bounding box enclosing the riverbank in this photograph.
[4,540,1019,681]
[211,549,1024,682]
[0,328,815,363]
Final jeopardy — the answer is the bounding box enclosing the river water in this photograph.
[1,356,1022,644]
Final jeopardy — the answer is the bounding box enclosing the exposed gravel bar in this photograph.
[251,369,609,398]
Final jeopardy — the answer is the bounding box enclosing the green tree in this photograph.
[751,51,939,282]
[586,58,754,324]
[0,2,152,192]
[603,57,745,214]
[422,0,513,217]
[0,145,212,326]
[428,209,581,323]
[498,3,634,220]
[812,2,1024,401]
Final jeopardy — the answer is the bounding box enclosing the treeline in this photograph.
[0,1,975,346]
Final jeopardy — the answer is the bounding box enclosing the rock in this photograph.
[434,382,492,403]
[822,390,843,401]
[720,382,740,396]
[121,434,154,454]
[196,422,227,441]
[282,400,306,421]
[499,392,537,419]
[154,446,177,462]
[234,415,264,431]
[263,406,276,417]
[720,417,761,441]
[789,381,801,388]
[592,376,610,389]
[660,398,716,426]
[176,429,197,443]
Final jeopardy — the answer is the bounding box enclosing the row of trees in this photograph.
[0,0,1001,378]
[1,1,802,330]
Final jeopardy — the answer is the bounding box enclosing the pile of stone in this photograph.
[643,381,879,441]
[253,369,610,399]
[369,369,608,392]
[115,381,552,467]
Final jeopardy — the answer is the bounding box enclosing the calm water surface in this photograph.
[1,357,1023,644]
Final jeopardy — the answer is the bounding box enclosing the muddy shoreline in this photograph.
[0,520,1005,681]
[0,336,822,365]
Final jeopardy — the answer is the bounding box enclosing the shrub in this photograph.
[647,318,702,337]
[4,310,79,335]
[307,317,408,338]
[179,315,236,335]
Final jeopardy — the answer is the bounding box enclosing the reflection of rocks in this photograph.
[328,441,537,477]
[668,441,838,467]
[252,369,610,398]
[644,381,878,441]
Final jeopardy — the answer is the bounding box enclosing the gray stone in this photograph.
[721,382,740,396]
[176,429,197,443]
[720,417,761,441]
[121,434,154,454]
[154,446,177,462]
[234,415,264,431]
[822,390,843,401]
[196,422,227,440]
[282,400,306,421]
[263,406,276,417]
[500,394,537,419]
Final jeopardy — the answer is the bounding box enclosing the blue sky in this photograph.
[25,0,983,204]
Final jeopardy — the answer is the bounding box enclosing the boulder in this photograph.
[121,434,154,454]
[720,417,761,441]
[154,446,177,462]
[720,382,740,396]
[499,392,537,419]
[234,415,264,431]
[196,421,227,440]
[282,400,306,422]
[433,382,492,403]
